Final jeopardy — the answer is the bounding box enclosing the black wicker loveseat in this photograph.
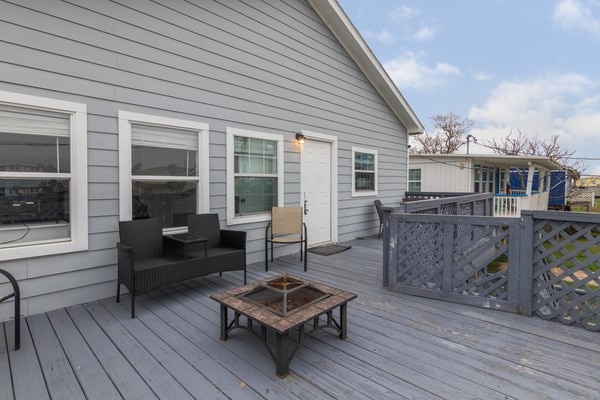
[116,215,246,318]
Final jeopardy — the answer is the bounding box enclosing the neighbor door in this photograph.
[301,138,333,245]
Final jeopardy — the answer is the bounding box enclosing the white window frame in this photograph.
[226,127,284,225]
[118,111,209,233]
[408,168,422,192]
[351,147,378,197]
[0,90,88,261]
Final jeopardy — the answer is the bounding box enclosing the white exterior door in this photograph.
[301,138,333,245]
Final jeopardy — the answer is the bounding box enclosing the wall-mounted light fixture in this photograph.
[295,132,305,144]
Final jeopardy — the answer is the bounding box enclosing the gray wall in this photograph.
[0,0,409,320]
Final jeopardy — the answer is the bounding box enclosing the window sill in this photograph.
[0,222,87,261]
[227,213,271,226]
[351,191,378,198]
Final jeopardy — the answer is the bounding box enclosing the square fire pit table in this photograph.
[210,274,357,377]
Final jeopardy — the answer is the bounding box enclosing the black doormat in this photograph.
[308,244,352,256]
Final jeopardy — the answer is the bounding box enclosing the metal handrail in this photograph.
[0,269,20,350]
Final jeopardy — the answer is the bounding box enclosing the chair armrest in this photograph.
[117,242,134,284]
[220,229,246,250]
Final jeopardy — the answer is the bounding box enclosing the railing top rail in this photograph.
[398,192,493,213]
[389,212,519,225]
[522,209,600,223]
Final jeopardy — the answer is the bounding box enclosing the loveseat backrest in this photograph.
[119,218,163,261]
[188,214,221,248]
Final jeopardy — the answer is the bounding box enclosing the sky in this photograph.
[337,0,600,176]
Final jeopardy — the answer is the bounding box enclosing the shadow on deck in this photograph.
[1,237,598,399]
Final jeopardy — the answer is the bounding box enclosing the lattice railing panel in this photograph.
[395,218,512,300]
[458,202,473,216]
[452,224,509,299]
[396,221,444,289]
[440,203,457,215]
[532,219,600,331]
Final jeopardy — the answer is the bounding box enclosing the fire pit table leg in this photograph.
[340,303,348,340]
[275,331,291,377]
[220,305,228,340]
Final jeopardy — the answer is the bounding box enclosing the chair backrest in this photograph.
[374,200,384,223]
[187,213,221,248]
[119,218,163,261]
[271,207,303,236]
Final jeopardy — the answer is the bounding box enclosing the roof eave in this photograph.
[410,153,566,170]
[309,0,424,135]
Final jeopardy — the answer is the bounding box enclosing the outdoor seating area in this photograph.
[2,236,598,399]
[116,214,246,318]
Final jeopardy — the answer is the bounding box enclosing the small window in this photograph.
[119,112,209,232]
[352,147,378,197]
[408,168,421,192]
[0,91,88,260]
[474,165,481,193]
[226,128,284,225]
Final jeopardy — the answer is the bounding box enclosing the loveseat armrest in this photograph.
[117,242,134,283]
[220,229,247,250]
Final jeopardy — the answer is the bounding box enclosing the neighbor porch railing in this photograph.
[383,198,600,331]
[493,192,549,217]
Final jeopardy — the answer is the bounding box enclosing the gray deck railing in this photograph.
[403,191,476,202]
[397,192,493,216]
[383,196,600,331]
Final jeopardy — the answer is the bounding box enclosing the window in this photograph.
[226,128,284,225]
[351,147,378,197]
[474,165,495,193]
[118,112,209,232]
[0,91,88,260]
[408,168,421,192]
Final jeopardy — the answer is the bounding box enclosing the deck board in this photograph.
[0,323,13,400]
[28,313,86,400]
[45,308,122,400]
[83,301,195,400]
[5,319,50,400]
[2,237,599,399]
[65,304,159,400]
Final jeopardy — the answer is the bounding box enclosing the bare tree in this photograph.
[483,131,585,172]
[412,113,474,154]
[484,129,529,155]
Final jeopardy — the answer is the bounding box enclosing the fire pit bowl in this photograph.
[264,275,307,292]
[238,275,329,316]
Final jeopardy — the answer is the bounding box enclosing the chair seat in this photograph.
[133,256,184,271]
[269,235,303,243]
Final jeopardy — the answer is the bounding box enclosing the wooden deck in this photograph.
[1,237,599,399]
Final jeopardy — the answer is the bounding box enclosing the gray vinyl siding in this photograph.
[0,0,408,320]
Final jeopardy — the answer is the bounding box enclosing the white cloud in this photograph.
[376,29,396,44]
[473,71,493,81]
[389,5,420,20]
[467,73,600,164]
[412,26,437,41]
[383,52,462,91]
[553,0,600,36]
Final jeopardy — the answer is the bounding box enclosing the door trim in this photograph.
[299,130,338,244]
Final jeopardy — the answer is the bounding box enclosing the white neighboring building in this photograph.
[409,154,564,217]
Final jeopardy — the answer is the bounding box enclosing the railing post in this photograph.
[382,207,393,288]
[518,211,535,316]
[0,269,20,350]
[442,222,454,293]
